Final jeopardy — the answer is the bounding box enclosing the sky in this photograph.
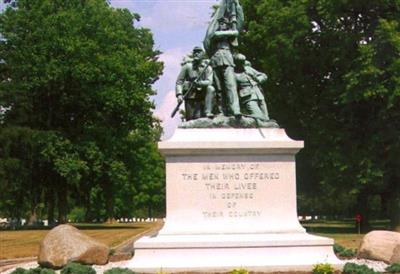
[110,0,219,139]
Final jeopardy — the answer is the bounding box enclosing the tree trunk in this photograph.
[388,179,400,231]
[148,203,152,218]
[84,197,92,223]
[104,181,115,223]
[356,189,371,233]
[57,184,68,224]
[103,176,115,223]
[390,200,400,232]
[106,200,115,223]
[27,206,38,226]
[27,189,40,225]
[380,192,389,219]
[47,190,55,225]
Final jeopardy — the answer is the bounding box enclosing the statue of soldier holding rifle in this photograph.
[174,46,215,120]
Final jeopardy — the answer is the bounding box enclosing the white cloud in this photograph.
[154,90,181,140]
[158,47,189,85]
[153,47,190,139]
[140,1,212,33]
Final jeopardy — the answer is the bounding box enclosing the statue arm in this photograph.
[247,67,268,84]
[197,66,213,87]
[175,65,189,97]
[255,72,268,84]
[213,29,239,38]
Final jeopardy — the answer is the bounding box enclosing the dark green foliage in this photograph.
[60,263,96,274]
[10,267,56,274]
[10,268,28,274]
[104,267,136,274]
[0,0,164,222]
[333,243,356,258]
[240,0,400,230]
[342,263,379,274]
[386,263,400,273]
[31,268,56,274]
[312,263,334,274]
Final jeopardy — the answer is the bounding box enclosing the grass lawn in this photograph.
[312,233,364,250]
[302,219,391,250]
[0,219,391,260]
[0,222,157,260]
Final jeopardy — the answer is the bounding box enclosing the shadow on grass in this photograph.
[0,223,148,231]
[303,225,357,234]
[75,224,143,230]
[302,219,390,234]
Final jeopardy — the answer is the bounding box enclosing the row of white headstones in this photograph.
[0,216,321,226]
[0,217,164,226]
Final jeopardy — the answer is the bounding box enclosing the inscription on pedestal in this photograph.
[178,162,281,220]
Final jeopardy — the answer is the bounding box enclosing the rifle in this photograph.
[171,63,211,118]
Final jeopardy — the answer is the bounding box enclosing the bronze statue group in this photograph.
[173,0,270,123]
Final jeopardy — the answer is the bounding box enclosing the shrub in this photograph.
[342,262,379,274]
[230,269,249,274]
[104,268,135,274]
[333,243,356,258]
[312,263,334,274]
[60,263,96,274]
[11,268,28,274]
[386,263,400,273]
[35,269,56,274]
[67,207,86,223]
[11,267,56,274]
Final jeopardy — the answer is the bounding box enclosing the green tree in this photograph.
[131,123,165,218]
[240,0,400,231]
[0,0,163,223]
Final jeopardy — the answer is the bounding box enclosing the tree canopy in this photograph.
[240,0,400,231]
[0,0,165,223]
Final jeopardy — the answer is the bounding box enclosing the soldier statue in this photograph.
[234,54,270,121]
[203,0,244,118]
[175,47,215,120]
[171,0,278,127]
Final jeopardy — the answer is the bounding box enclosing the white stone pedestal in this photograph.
[128,128,342,273]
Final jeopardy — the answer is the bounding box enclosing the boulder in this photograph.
[38,224,109,269]
[357,230,400,264]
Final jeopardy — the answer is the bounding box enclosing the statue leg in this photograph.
[184,99,195,121]
[193,100,203,119]
[246,100,265,120]
[205,85,216,118]
[223,66,241,116]
[258,99,270,120]
[214,68,228,116]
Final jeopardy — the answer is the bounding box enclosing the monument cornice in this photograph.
[159,128,304,156]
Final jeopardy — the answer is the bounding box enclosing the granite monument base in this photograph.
[127,128,342,273]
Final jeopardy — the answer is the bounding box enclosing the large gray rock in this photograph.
[38,224,109,269]
[358,230,400,264]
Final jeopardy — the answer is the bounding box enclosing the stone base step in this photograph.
[127,232,343,273]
